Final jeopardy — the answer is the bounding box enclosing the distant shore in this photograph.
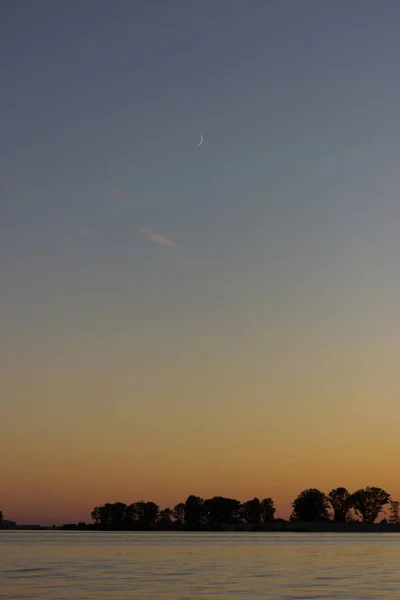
[4,487,396,532]
[6,521,400,533]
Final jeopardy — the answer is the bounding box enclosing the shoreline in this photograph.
[5,522,400,533]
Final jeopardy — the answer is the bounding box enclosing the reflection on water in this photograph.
[1,532,400,599]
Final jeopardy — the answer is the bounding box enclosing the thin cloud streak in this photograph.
[140,228,175,247]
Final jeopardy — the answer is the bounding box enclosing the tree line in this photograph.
[90,495,276,530]
[2,486,399,530]
[85,487,400,530]
[292,487,397,524]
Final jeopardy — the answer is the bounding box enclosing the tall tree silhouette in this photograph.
[389,500,400,524]
[184,495,204,529]
[110,502,127,529]
[241,498,263,524]
[328,487,351,522]
[172,503,185,525]
[91,506,100,525]
[261,497,276,522]
[99,503,113,528]
[158,508,173,529]
[350,487,390,523]
[290,488,330,522]
[124,504,136,529]
[133,501,159,528]
[203,497,241,527]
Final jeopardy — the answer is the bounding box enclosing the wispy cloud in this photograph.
[140,228,175,247]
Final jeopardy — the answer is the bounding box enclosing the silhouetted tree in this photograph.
[124,503,136,529]
[184,495,204,529]
[345,508,359,522]
[172,503,185,526]
[91,501,159,530]
[133,501,159,528]
[110,502,127,529]
[328,487,351,522]
[261,497,276,522]
[99,503,113,528]
[203,497,241,527]
[91,506,100,525]
[92,503,121,529]
[389,500,400,524]
[290,488,330,522]
[350,487,391,523]
[158,508,173,529]
[241,498,262,524]
[0,510,3,525]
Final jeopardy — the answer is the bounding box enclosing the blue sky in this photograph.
[3,0,400,332]
[2,1,400,522]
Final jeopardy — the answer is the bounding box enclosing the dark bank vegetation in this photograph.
[2,487,399,531]
[62,486,398,530]
[290,487,393,524]
[86,495,277,531]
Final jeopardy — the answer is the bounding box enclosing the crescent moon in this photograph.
[196,134,204,147]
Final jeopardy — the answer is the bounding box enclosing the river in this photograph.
[1,531,399,598]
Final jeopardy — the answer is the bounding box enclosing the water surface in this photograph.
[1,531,399,599]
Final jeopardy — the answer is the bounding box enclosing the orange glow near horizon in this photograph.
[2,373,399,525]
[2,327,400,525]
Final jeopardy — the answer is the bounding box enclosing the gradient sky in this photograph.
[2,0,400,525]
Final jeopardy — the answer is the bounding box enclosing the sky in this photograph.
[1,0,400,525]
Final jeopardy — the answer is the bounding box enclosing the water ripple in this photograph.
[1,532,400,599]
